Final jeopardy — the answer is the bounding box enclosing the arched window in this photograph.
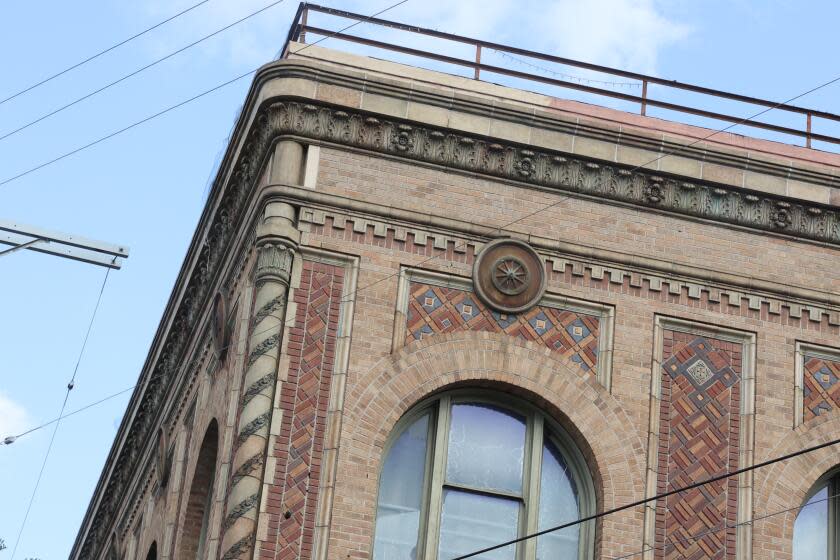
[794,473,839,559]
[373,390,595,560]
[145,542,157,560]
[179,420,219,560]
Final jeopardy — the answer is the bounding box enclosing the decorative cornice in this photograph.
[272,102,840,245]
[76,96,840,559]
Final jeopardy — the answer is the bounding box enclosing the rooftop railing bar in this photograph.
[282,3,840,149]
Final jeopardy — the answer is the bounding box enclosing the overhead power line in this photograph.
[0,69,256,189]
[0,0,288,144]
[609,491,840,560]
[2,386,136,447]
[287,0,410,55]
[10,264,113,560]
[0,0,414,190]
[0,0,210,106]
[453,435,840,559]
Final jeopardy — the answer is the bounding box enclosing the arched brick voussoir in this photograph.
[751,414,840,554]
[343,331,647,515]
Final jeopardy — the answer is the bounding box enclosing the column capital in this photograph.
[255,241,295,285]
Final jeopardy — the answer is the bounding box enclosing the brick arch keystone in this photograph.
[332,330,647,557]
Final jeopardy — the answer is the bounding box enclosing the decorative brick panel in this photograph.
[655,332,742,559]
[262,260,344,560]
[803,354,840,421]
[406,281,600,373]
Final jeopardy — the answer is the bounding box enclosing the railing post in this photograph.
[474,44,482,80]
[641,79,648,116]
[300,6,309,44]
[806,112,812,148]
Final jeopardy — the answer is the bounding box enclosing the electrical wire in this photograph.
[453,435,840,559]
[492,49,642,89]
[0,0,288,144]
[1,385,135,446]
[0,69,256,189]
[607,492,840,560]
[11,6,837,556]
[0,0,413,190]
[10,262,113,560]
[0,0,210,107]
[287,0,410,56]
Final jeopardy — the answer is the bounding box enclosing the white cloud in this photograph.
[0,392,31,442]
[531,0,691,73]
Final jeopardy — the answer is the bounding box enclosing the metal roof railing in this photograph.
[281,3,840,149]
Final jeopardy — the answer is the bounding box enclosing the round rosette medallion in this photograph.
[473,238,546,314]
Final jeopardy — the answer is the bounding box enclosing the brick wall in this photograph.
[655,332,742,559]
[291,146,840,559]
[260,260,344,560]
[406,281,601,373]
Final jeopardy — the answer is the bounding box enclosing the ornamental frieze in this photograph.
[76,97,840,559]
[270,102,840,245]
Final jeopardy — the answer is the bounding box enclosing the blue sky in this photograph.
[1,0,839,558]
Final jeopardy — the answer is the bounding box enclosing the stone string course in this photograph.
[300,208,840,328]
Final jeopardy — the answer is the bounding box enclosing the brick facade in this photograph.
[72,45,840,560]
[655,333,742,559]
[261,260,344,560]
[406,281,601,373]
[803,354,840,422]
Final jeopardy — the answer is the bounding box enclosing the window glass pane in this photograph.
[438,488,519,560]
[374,413,430,560]
[446,403,526,493]
[537,438,580,559]
[793,484,828,560]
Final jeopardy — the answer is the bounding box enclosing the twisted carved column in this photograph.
[220,141,303,560]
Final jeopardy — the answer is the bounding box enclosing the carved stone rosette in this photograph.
[220,200,300,560]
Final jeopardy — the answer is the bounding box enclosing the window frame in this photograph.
[796,471,840,559]
[374,389,596,560]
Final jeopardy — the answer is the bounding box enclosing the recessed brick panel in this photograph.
[803,354,840,422]
[655,331,742,559]
[406,281,600,373]
[262,260,344,560]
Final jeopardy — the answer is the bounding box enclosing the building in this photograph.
[72,5,840,560]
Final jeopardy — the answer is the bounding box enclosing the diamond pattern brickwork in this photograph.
[655,331,742,559]
[262,261,343,560]
[406,282,600,373]
[803,355,840,422]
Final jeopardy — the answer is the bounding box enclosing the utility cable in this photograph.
[491,49,641,89]
[608,491,840,560]
[10,263,113,560]
[453,435,840,559]
[0,69,256,188]
[0,0,411,190]
[0,0,287,144]
[0,0,210,107]
[0,0,835,371]
[2,385,135,446]
[287,0,410,56]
